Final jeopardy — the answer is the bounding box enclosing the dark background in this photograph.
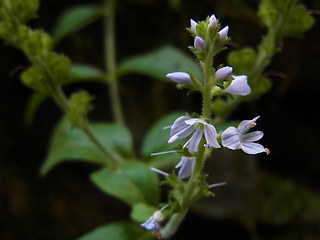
[1,0,320,239]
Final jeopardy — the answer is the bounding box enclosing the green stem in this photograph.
[104,0,125,126]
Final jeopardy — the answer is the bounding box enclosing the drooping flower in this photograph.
[218,26,229,42]
[141,210,164,239]
[168,116,220,153]
[194,36,207,51]
[175,156,196,179]
[221,116,269,154]
[166,72,192,84]
[225,75,251,96]
[215,66,233,81]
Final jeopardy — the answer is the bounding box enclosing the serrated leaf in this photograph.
[130,203,158,223]
[90,162,159,206]
[40,118,132,176]
[52,5,104,41]
[78,222,152,240]
[117,46,202,81]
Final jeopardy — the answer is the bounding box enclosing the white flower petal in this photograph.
[215,66,233,81]
[221,127,241,150]
[166,72,192,84]
[188,128,204,153]
[204,124,221,148]
[170,116,191,136]
[225,75,251,96]
[242,131,264,142]
[241,142,266,154]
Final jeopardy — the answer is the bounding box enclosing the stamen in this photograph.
[151,150,177,156]
[162,125,172,130]
[249,122,256,128]
[265,148,270,155]
[150,167,169,176]
[209,182,227,188]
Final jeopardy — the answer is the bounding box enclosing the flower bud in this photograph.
[208,14,217,29]
[190,19,198,34]
[215,66,233,81]
[166,72,191,84]
[218,26,229,42]
[194,36,207,51]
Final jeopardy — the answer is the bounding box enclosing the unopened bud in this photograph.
[219,26,229,42]
[166,72,191,84]
[194,36,207,51]
[208,14,217,29]
[190,19,198,34]
[215,66,233,81]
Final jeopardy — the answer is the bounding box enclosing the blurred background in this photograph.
[1,0,320,239]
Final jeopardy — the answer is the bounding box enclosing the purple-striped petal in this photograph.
[204,124,220,148]
[170,116,191,136]
[221,127,241,150]
[175,156,196,179]
[241,131,264,142]
[241,142,266,154]
[187,127,204,153]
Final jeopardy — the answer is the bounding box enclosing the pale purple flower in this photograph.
[194,36,207,51]
[219,26,229,42]
[208,14,217,29]
[175,156,196,179]
[190,19,198,34]
[166,72,192,84]
[168,116,220,153]
[221,116,269,154]
[225,75,251,96]
[141,210,164,238]
[215,66,233,81]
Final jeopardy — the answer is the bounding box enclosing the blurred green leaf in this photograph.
[52,5,104,41]
[69,64,105,83]
[78,222,152,240]
[130,203,158,223]
[40,118,132,176]
[258,0,314,38]
[0,0,39,23]
[90,161,160,206]
[227,48,256,75]
[117,46,202,81]
[141,112,183,157]
[24,92,46,126]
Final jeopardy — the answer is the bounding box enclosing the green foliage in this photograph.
[90,162,160,206]
[117,46,202,81]
[0,0,39,23]
[52,5,104,41]
[67,91,93,128]
[130,203,158,223]
[228,48,257,75]
[69,64,106,83]
[21,66,52,94]
[258,0,314,38]
[78,222,152,240]
[40,118,133,176]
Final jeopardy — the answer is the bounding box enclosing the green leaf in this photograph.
[69,64,105,83]
[40,118,132,176]
[258,0,314,38]
[117,46,202,81]
[78,222,152,240]
[24,92,46,126]
[130,203,158,223]
[0,0,39,23]
[52,5,104,41]
[90,161,160,206]
[141,112,183,157]
[227,48,256,74]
